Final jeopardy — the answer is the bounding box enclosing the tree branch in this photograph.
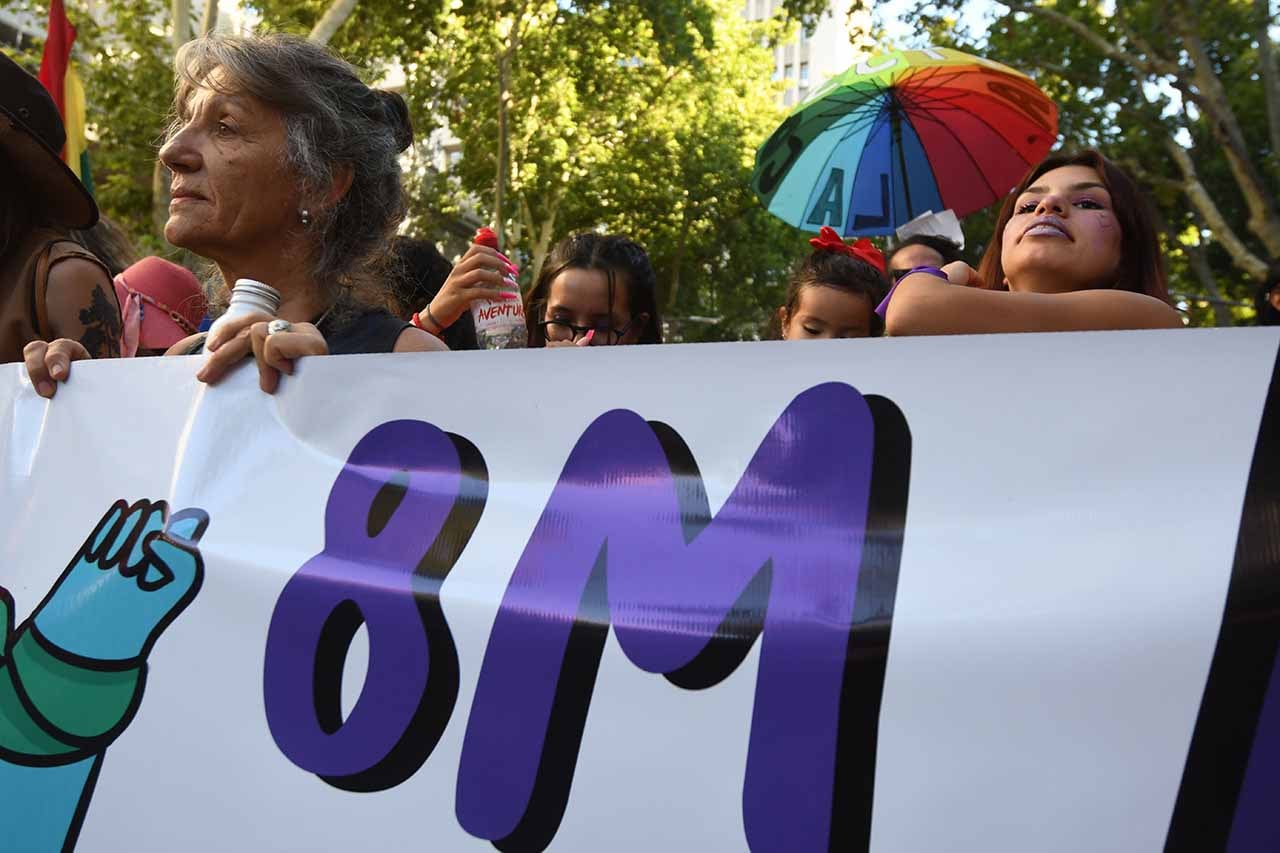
[1001,0,1181,79]
[199,0,218,35]
[1164,139,1269,279]
[1256,0,1280,178]
[1171,5,1280,254]
[309,0,358,45]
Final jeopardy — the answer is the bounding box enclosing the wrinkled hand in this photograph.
[31,500,208,664]
[23,338,91,399]
[198,313,328,394]
[941,261,981,287]
[422,244,521,331]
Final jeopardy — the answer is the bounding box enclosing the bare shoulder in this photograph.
[394,326,450,353]
[46,256,112,294]
[44,257,121,358]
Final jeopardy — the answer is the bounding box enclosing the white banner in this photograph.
[0,329,1276,853]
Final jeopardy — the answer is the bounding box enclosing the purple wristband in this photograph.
[875,265,950,318]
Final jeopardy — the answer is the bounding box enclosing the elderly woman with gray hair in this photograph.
[27,34,512,395]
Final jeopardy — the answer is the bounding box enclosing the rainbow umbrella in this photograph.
[752,46,1058,237]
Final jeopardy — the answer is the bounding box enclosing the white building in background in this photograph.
[0,8,42,49]
[742,0,869,108]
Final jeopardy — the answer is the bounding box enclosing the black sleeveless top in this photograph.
[187,308,411,355]
[319,308,411,354]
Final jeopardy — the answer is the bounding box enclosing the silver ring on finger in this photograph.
[267,319,293,336]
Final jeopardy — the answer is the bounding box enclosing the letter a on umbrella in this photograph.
[752,46,1058,236]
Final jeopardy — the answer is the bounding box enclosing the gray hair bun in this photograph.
[377,90,414,153]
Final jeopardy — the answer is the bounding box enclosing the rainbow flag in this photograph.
[37,0,94,197]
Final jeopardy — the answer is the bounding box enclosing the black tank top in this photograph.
[319,308,410,354]
[187,308,411,355]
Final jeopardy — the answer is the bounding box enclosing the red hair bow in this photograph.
[808,226,886,274]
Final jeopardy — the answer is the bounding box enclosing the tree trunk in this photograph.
[1172,6,1280,255]
[666,199,692,313]
[1165,140,1270,280]
[1011,0,1280,264]
[151,161,171,236]
[153,0,191,238]
[199,0,218,35]
[1185,240,1234,327]
[309,0,358,45]
[522,194,559,288]
[495,46,511,243]
[1257,0,1280,180]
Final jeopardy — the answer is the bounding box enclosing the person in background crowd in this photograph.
[1,54,120,365]
[777,226,888,340]
[26,33,445,398]
[525,233,662,347]
[885,234,963,283]
[114,256,207,357]
[73,216,140,279]
[883,149,1182,335]
[1255,262,1280,326]
[389,235,509,351]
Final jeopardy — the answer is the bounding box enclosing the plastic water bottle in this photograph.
[469,228,527,349]
[207,279,281,341]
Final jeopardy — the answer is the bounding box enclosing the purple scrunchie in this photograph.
[875,265,950,318]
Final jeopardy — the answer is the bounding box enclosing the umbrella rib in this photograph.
[798,103,888,218]
[894,106,946,217]
[897,76,1048,165]
[905,109,1004,202]
[804,92,887,126]
[914,95,1042,173]
[831,106,887,140]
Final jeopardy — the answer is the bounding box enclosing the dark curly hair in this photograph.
[525,233,663,346]
[777,248,890,337]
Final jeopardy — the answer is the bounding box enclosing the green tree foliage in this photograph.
[852,0,1280,325]
[412,1,809,339]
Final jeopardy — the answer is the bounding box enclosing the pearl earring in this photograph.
[299,208,311,226]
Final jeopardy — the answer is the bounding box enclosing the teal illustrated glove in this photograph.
[0,500,208,852]
[34,500,207,664]
[0,499,208,760]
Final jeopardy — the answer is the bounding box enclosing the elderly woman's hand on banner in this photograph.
[197,312,328,394]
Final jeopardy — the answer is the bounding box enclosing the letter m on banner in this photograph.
[457,383,912,852]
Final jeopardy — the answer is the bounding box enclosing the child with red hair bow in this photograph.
[775,226,890,340]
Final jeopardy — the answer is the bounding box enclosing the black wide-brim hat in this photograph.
[0,52,98,230]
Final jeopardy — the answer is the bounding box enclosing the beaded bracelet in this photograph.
[875,265,950,318]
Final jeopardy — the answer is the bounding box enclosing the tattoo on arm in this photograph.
[78,287,123,359]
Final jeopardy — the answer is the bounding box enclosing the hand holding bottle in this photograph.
[419,230,521,335]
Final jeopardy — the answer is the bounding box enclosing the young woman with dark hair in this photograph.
[883,149,1182,336]
[885,234,963,282]
[1255,262,1280,327]
[777,227,888,340]
[525,233,662,347]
